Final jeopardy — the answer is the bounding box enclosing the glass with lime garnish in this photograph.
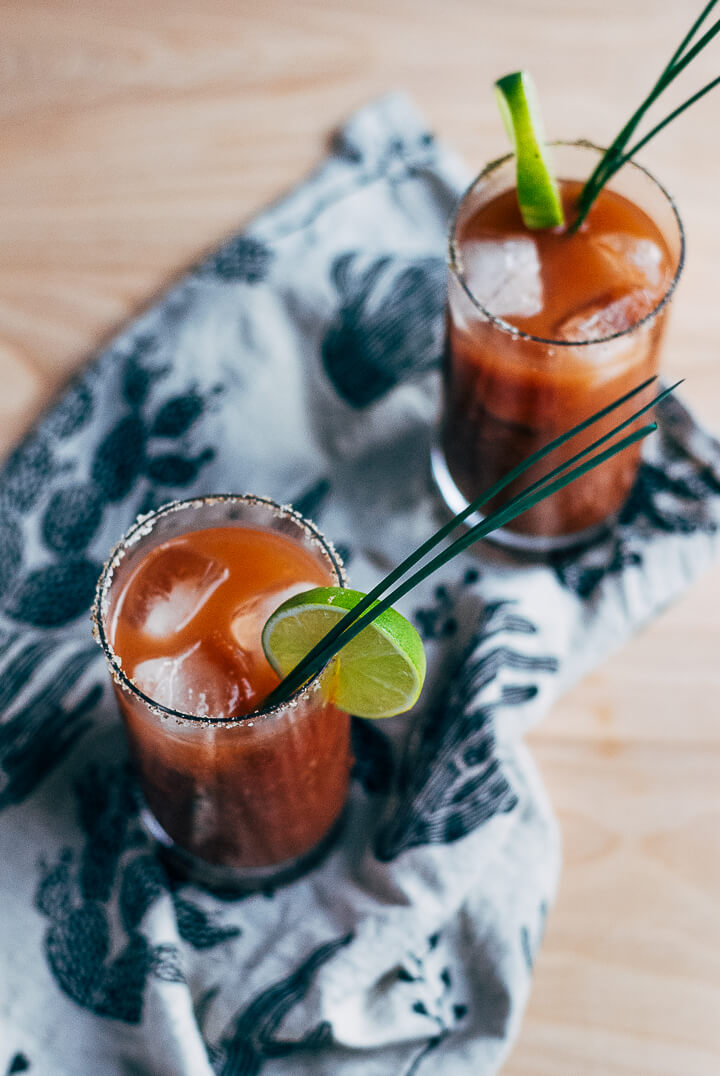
[431,60,698,551]
[93,495,426,892]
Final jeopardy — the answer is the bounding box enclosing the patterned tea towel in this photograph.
[1,94,719,1076]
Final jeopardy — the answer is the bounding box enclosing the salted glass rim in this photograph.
[448,139,686,348]
[92,493,346,727]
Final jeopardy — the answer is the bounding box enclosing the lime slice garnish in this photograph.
[261,586,426,719]
[494,71,564,230]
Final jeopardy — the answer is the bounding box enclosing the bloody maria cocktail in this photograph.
[433,142,684,551]
[93,495,350,891]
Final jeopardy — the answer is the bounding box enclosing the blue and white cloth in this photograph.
[1,95,719,1076]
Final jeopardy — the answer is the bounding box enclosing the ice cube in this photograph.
[133,639,252,718]
[594,233,667,290]
[459,238,543,318]
[122,546,229,639]
[556,289,653,344]
[230,582,321,652]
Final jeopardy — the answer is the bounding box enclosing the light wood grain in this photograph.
[3,1,720,1071]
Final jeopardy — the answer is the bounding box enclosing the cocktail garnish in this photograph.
[262,379,681,711]
[262,587,426,719]
[494,71,564,229]
[572,0,720,229]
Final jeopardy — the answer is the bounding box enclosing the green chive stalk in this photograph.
[572,0,720,230]
[264,380,680,709]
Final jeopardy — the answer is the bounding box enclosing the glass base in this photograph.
[430,434,611,556]
[141,805,346,895]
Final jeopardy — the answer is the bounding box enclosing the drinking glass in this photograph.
[93,495,350,892]
[431,142,685,552]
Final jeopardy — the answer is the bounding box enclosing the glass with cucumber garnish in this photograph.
[433,7,720,552]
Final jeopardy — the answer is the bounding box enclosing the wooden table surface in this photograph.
[3,1,719,1072]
